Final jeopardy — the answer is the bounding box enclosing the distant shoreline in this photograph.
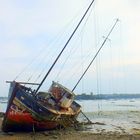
[75,93,140,100]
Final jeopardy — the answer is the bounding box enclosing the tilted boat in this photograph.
[2,81,81,131]
[2,0,95,132]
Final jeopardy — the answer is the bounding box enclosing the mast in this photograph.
[72,19,119,92]
[35,0,95,93]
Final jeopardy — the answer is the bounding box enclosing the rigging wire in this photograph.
[108,38,113,94]
[92,0,102,115]
[14,9,85,83]
[35,0,96,94]
[54,5,94,84]
[34,1,96,84]
[13,1,96,93]
[63,38,102,88]
[80,28,84,94]
[72,19,119,92]
[64,27,97,86]
[93,10,101,114]
[13,26,71,81]
[119,21,127,94]
[70,19,119,123]
[13,28,67,81]
[27,20,78,83]
[96,44,102,114]
[59,3,97,93]
[53,38,81,82]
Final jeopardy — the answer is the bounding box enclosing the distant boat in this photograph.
[0,101,7,104]
[129,100,135,102]
[2,0,95,132]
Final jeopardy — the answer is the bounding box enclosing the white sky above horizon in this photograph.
[0,0,140,96]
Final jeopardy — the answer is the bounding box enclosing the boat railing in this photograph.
[6,81,40,86]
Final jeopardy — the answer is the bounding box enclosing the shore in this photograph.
[0,111,140,140]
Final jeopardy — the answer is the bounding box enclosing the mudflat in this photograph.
[0,111,140,140]
[0,128,140,140]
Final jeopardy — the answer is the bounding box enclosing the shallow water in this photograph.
[77,98,140,112]
[76,99,140,134]
[1,98,140,112]
[77,110,140,134]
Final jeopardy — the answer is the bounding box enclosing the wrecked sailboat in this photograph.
[2,81,81,131]
[2,0,95,132]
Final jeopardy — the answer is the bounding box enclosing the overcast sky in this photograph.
[0,0,140,96]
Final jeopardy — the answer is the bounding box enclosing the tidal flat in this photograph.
[0,110,140,140]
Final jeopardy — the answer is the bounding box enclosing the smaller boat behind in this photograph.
[2,81,81,132]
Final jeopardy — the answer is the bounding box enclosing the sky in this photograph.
[0,0,140,96]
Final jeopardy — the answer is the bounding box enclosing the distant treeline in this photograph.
[1,94,140,101]
[75,93,140,100]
